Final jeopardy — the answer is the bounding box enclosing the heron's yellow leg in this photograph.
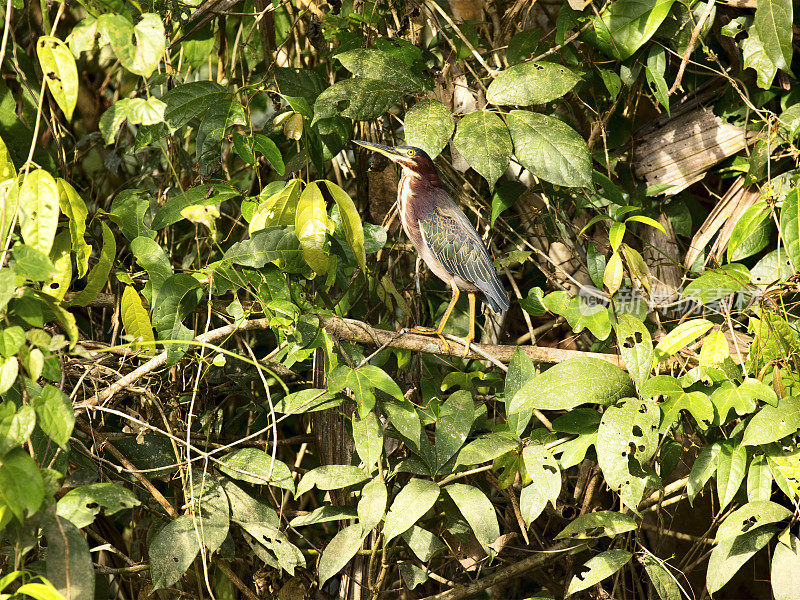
[461,292,476,357]
[410,285,460,351]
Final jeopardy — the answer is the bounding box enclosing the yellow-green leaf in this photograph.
[323,180,366,271]
[36,36,79,121]
[621,244,651,293]
[295,182,329,275]
[67,221,115,307]
[0,177,18,246]
[604,251,623,295]
[56,179,91,277]
[0,135,16,181]
[121,286,156,355]
[249,179,301,233]
[653,318,714,365]
[19,170,60,255]
[34,291,78,347]
[44,230,72,301]
[699,330,729,366]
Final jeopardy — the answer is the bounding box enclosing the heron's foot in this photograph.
[459,335,474,358]
[408,326,450,353]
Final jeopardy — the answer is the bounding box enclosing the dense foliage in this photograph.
[1,0,800,598]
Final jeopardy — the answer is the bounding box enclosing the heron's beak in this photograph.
[353,140,403,161]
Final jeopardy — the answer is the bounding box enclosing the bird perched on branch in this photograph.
[354,140,509,356]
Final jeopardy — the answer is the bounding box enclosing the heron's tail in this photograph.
[480,270,509,314]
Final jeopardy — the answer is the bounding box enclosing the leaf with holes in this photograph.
[57,482,141,528]
[36,36,78,121]
[336,49,424,92]
[716,500,791,542]
[567,549,632,596]
[313,78,404,124]
[556,511,637,540]
[19,170,60,256]
[520,444,561,525]
[615,315,653,390]
[487,62,580,106]
[453,110,512,191]
[98,13,165,77]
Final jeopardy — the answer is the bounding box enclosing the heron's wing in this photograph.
[418,194,509,312]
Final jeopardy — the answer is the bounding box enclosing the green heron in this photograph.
[354,140,509,356]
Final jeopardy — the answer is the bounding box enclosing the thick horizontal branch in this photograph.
[321,316,625,368]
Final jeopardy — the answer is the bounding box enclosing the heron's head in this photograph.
[353,141,438,181]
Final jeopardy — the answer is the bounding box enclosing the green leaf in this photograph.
[728,202,770,262]
[457,433,519,465]
[587,0,676,60]
[149,514,201,590]
[506,110,592,188]
[253,134,285,175]
[642,555,681,600]
[295,182,329,275]
[772,531,800,600]
[706,525,777,594]
[435,390,475,469]
[491,181,525,227]
[217,449,294,493]
[683,264,751,304]
[153,184,238,230]
[336,49,424,92]
[505,347,536,436]
[323,180,366,271]
[45,231,71,297]
[43,510,95,600]
[32,385,74,449]
[453,110,512,191]
[19,169,60,255]
[0,403,35,455]
[36,36,78,121]
[99,97,167,144]
[567,549,632,596]
[318,524,366,586]
[357,477,387,532]
[250,179,302,232]
[109,189,154,242]
[190,475,229,553]
[717,442,747,511]
[742,396,800,446]
[555,510,637,540]
[130,236,172,289]
[296,465,370,497]
[753,0,793,71]
[615,314,653,390]
[543,290,611,340]
[121,286,156,355]
[383,478,440,543]
[0,447,44,520]
[748,454,772,502]
[289,505,357,527]
[444,483,500,556]
[653,319,714,364]
[520,443,560,525]
[401,525,446,562]
[14,583,65,600]
[312,78,404,124]
[742,29,778,89]
[196,99,247,174]
[11,245,55,281]
[222,226,305,272]
[687,442,720,504]
[403,100,454,159]
[352,412,382,470]
[55,180,91,277]
[487,62,580,106]
[273,388,341,414]
[57,482,141,528]
[331,364,403,416]
[97,13,165,77]
[151,273,202,363]
[780,188,800,272]
[67,221,115,307]
[509,357,634,414]
[645,46,669,115]
[596,397,659,511]
[716,501,791,542]
[273,67,326,100]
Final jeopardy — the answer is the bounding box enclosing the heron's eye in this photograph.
[406,149,414,157]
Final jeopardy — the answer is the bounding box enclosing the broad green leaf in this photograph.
[509,357,634,414]
[98,13,165,77]
[717,442,747,511]
[357,477,387,532]
[67,221,115,307]
[520,444,560,525]
[587,0,676,60]
[12,245,55,282]
[698,330,729,366]
[642,555,681,600]
[352,412,382,470]
[190,475,229,553]
[383,479,440,543]
[706,525,777,594]
[149,514,201,590]
[57,482,141,528]
[273,388,341,414]
[32,385,74,449]
[318,524,366,585]
[250,179,302,233]
[683,264,750,304]
[14,583,65,600]
[728,202,770,262]
[743,29,778,89]
[742,396,800,446]
[295,182,329,275]
[772,531,800,600]
[453,110,512,191]
[505,347,535,436]
[289,505,357,527]
[687,442,720,504]
[121,286,156,355]
[217,449,294,493]
[507,29,540,65]
[506,110,592,188]
[152,184,238,230]
[403,100,454,159]
[296,465,370,497]
[487,62,580,106]
[615,314,653,390]
[312,78,404,124]
[749,311,800,371]
[195,99,247,174]
[753,0,793,71]
[653,319,714,364]
[747,454,773,502]
[0,403,35,455]
[222,226,305,273]
[151,273,202,363]
[457,433,518,465]
[0,176,18,245]
[0,447,44,520]
[716,501,791,542]
[323,180,366,271]
[608,222,626,252]
[543,290,611,340]
[131,236,172,289]
[604,251,623,294]
[401,525,446,562]
[99,97,167,144]
[19,169,60,255]
[444,484,500,556]
[36,36,78,121]
[273,67,326,99]
[336,49,424,92]
[56,180,91,277]
[435,390,475,469]
[43,510,94,600]
[253,134,285,175]
[491,181,525,227]
[645,46,669,114]
[780,188,800,272]
[110,189,154,242]
[566,549,632,596]
[555,511,637,540]
[596,397,659,511]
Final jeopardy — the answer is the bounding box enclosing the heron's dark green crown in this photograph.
[353,140,440,183]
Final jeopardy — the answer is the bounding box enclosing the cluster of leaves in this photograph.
[1,0,800,599]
